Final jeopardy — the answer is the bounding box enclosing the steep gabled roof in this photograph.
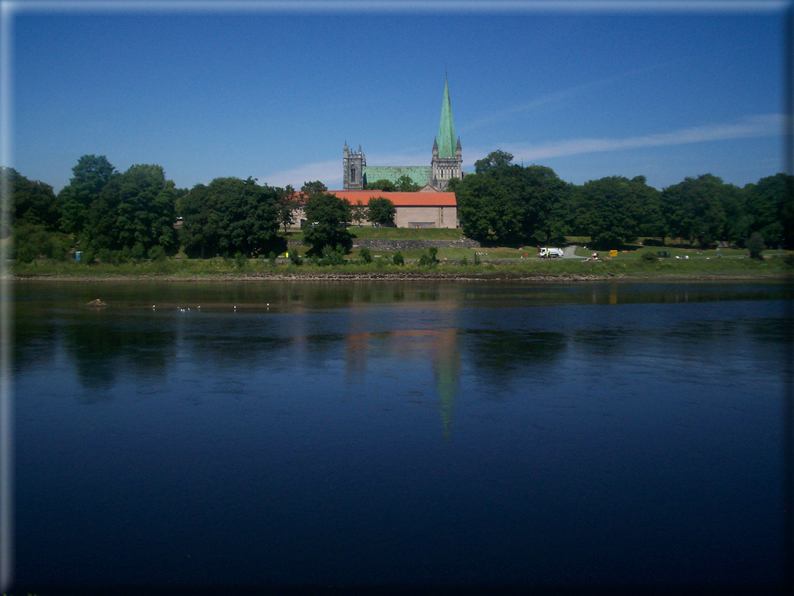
[436,79,457,159]
[363,166,432,187]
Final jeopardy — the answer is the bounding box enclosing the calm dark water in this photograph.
[11,280,793,592]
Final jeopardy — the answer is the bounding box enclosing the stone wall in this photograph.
[288,238,480,249]
[353,239,480,250]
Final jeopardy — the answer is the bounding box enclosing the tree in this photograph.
[455,156,571,246]
[303,192,352,255]
[661,174,736,247]
[301,180,328,198]
[180,177,284,258]
[632,176,666,242]
[394,175,419,192]
[744,173,794,248]
[57,155,117,235]
[12,222,71,262]
[276,184,299,233]
[81,163,179,258]
[474,150,514,174]
[367,196,396,226]
[747,231,765,259]
[521,165,572,243]
[365,178,397,192]
[69,154,117,189]
[3,167,61,231]
[350,200,367,225]
[572,176,644,248]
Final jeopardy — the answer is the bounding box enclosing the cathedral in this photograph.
[343,79,463,191]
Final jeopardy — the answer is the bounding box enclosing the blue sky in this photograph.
[4,1,789,192]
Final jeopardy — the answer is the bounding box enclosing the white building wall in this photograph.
[294,205,458,229]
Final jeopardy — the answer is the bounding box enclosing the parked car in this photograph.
[539,247,564,258]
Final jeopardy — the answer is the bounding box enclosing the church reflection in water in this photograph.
[345,328,461,439]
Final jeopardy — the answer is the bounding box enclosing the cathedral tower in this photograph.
[342,79,462,191]
[431,78,462,191]
[343,141,365,190]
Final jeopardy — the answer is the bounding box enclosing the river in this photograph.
[11,280,793,591]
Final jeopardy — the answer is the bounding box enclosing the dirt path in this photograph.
[563,245,580,258]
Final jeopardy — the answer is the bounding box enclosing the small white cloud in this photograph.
[260,159,341,189]
[494,113,782,162]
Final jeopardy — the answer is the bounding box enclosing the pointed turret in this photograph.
[437,78,456,159]
[432,137,439,156]
[456,137,462,156]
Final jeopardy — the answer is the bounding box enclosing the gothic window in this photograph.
[351,166,356,180]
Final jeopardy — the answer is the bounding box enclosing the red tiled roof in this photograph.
[328,191,457,207]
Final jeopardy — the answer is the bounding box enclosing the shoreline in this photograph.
[10,271,789,283]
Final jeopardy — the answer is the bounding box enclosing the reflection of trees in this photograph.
[744,315,791,345]
[570,328,631,359]
[185,317,288,366]
[62,313,177,395]
[13,306,59,374]
[464,330,567,386]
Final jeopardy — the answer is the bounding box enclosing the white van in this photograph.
[539,247,564,258]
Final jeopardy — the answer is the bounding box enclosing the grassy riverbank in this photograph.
[10,252,791,281]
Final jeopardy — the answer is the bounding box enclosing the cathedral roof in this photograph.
[363,166,432,187]
[437,79,457,159]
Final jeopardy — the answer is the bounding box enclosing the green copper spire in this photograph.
[437,78,457,158]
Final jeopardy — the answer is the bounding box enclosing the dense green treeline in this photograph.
[179,176,284,259]
[4,151,793,264]
[4,155,292,263]
[453,150,794,249]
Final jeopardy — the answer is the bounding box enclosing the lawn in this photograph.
[286,226,464,242]
[573,245,773,260]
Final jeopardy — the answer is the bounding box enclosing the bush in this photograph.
[148,245,167,262]
[131,243,146,262]
[474,252,481,265]
[747,232,765,260]
[97,248,113,264]
[234,251,247,269]
[460,256,468,265]
[418,246,439,267]
[641,251,657,261]
[320,244,345,266]
[392,251,404,266]
[268,251,277,265]
[289,250,302,266]
[359,247,373,264]
[12,223,71,262]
